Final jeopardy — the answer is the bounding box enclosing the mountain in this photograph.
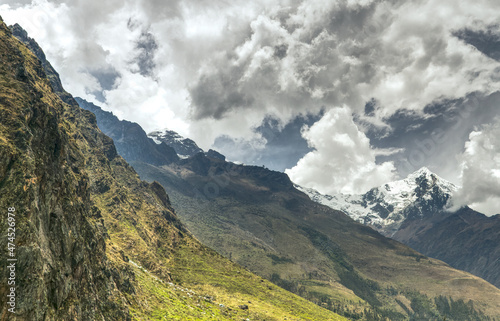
[76,99,227,163]
[148,129,204,158]
[76,98,179,166]
[9,23,74,105]
[299,167,500,288]
[298,167,457,236]
[65,63,500,319]
[394,206,500,289]
[0,19,346,320]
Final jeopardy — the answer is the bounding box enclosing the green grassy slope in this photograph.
[131,156,500,321]
[0,17,345,321]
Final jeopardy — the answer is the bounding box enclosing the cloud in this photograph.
[454,24,500,62]
[358,92,500,183]
[285,107,396,194]
[132,28,159,77]
[188,0,500,124]
[451,120,500,216]
[1,0,500,190]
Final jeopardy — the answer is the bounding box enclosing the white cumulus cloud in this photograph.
[451,120,500,216]
[286,107,396,194]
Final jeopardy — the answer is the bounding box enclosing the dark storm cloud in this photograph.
[190,69,255,120]
[187,2,386,122]
[454,25,500,61]
[187,0,499,131]
[213,112,323,171]
[90,67,121,91]
[134,30,158,77]
[364,98,377,117]
[273,43,288,59]
[88,67,121,102]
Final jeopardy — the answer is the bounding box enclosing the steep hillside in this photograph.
[9,23,74,105]
[0,18,345,321]
[394,207,500,288]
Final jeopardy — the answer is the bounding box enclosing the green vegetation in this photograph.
[433,296,492,321]
[299,226,382,307]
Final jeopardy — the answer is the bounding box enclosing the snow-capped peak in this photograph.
[406,166,433,182]
[297,167,458,236]
[381,167,456,201]
[148,129,204,157]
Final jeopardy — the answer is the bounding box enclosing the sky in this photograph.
[1,0,500,215]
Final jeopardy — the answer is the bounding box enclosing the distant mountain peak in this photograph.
[148,129,203,158]
[410,166,433,177]
[405,167,444,185]
[386,167,457,199]
[298,167,458,236]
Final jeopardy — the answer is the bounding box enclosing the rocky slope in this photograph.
[0,19,346,321]
[1,19,130,320]
[9,23,74,104]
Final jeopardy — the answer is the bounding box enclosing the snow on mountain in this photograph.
[148,129,204,158]
[296,167,458,236]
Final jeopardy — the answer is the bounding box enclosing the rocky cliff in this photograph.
[0,18,129,320]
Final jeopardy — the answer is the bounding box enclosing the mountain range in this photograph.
[3,18,500,321]
[299,167,500,288]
